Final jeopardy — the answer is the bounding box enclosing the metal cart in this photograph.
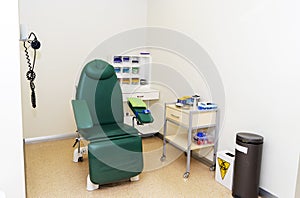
[160,103,219,178]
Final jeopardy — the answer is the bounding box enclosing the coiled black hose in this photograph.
[23,35,38,108]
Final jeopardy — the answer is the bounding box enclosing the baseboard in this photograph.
[191,152,213,167]
[259,187,278,198]
[24,133,77,144]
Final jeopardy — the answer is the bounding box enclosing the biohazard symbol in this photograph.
[217,157,230,180]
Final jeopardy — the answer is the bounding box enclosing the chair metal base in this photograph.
[86,175,99,191]
[73,146,88,162]
[130,175,140,182]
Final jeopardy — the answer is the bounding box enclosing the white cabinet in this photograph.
[112,55,152,94]
[111,54,159,136]
[111,54,159,101]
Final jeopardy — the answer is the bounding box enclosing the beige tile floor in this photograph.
[24,136,232,198]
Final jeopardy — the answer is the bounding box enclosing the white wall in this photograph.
[19,0,148,138]
[147,0,300,197]
[0,0,26,197]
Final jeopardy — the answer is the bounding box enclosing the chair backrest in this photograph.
[76,59,124,125]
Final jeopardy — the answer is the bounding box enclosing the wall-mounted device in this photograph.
[20,26,41,108]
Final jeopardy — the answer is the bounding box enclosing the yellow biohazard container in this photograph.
[215,150,235,190]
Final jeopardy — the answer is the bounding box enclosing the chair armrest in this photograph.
[71,100,93,129]
[127,99,154,124]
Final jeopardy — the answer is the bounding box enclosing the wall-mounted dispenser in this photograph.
[20,24,28,41]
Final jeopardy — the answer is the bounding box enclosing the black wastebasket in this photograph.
[232,132,263,198]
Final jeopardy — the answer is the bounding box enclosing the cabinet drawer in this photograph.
[166,105,216,128]
[166,108,183,123]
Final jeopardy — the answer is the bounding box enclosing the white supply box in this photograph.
[215,150,235,190]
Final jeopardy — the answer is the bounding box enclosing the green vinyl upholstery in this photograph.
[71,100,93,129]
[71,59,143,186]
[75,59,124,126]
[88,135,143,184]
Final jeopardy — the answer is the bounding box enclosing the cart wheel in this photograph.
[183,172,190,178]
[209,164,215,171]
[160,155,166,162]
[78,156,83,162]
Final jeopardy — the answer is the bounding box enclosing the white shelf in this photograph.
[166,134,214,151]
[136,124,158,135]
[122,87,159,101]
[112,55,151,88]
[115,54,159,137]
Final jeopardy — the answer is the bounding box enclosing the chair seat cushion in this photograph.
[79,123,139,141]
[88,135,143,185]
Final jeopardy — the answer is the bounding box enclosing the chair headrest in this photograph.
[84,59,115,80]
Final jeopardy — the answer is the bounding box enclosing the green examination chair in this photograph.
[71,59,143,191]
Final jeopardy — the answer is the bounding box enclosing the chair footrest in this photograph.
[88,135,143,185]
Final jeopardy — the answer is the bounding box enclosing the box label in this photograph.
[236,144,248,154]
[217,157,231,180]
